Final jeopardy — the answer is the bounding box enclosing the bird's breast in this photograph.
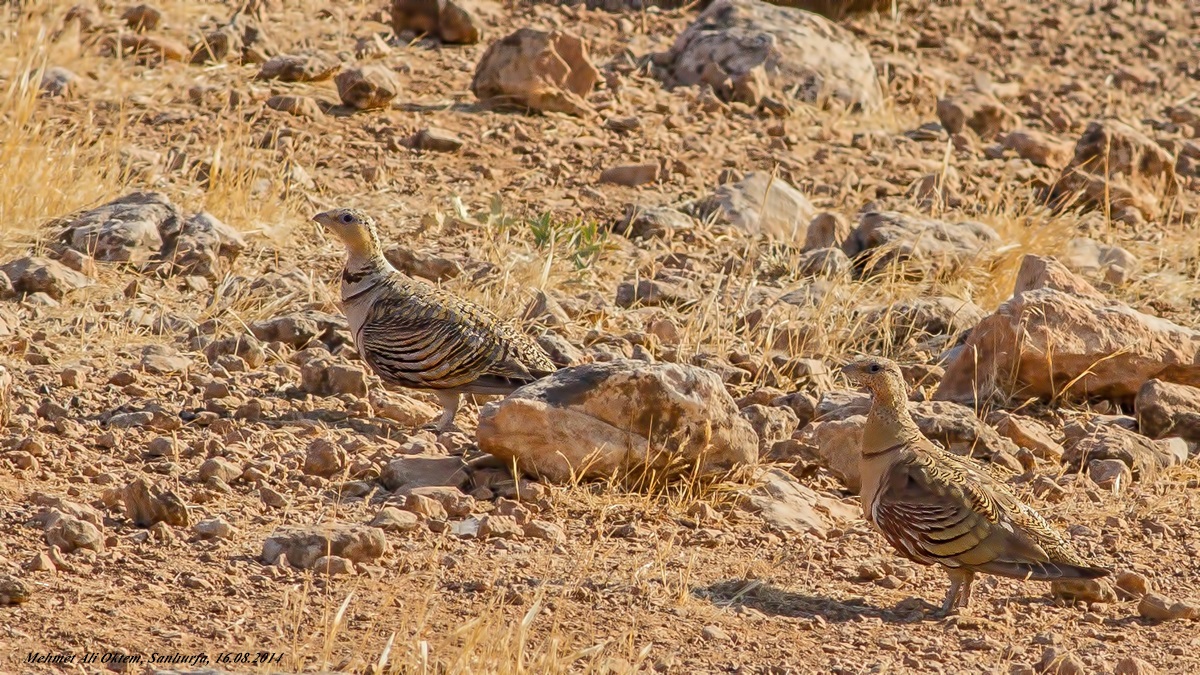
[858,454,890,524]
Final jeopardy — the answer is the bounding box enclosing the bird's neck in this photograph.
[341,241,400,301]
[341,225,385,268]
[342,222,401,276]
[862,381,921,456]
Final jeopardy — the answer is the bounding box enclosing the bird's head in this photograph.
[841,356,906,399]
[312,208,381,259]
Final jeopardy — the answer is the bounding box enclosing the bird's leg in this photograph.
[938,568,972,616]
[432,391,461,431]
[955,569,976,610]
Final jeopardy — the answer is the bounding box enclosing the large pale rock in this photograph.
[32,494,103,528]
[45,513,104,554]
[739,468,856,539]
[391,0,491,44]
[471,28,599,117]
[914,401,1022,470]
[55,191,174,262]
[693,172,816,241]
[1012,252,1107,300]
[370,506,420,533]
[936,255,1200,404]
[795,414,864,491]
[1049,119,1182,223]
[251,310,346,349]
[843,211,1000,278]
[740,404,799,454]
[407,486,474,517]
[1136,380,1200,444]
[0,256,92,299]
[651,0,883,110]
[139,344,192,374]
[261,524,387,569]
[54,192,244,279]
[477,360,758,482]
[1137,593,1199,622]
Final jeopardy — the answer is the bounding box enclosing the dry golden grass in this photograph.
[0,21,121,253]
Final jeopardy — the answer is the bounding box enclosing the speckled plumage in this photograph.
[842,356,1109,614]
[313,208,556,430]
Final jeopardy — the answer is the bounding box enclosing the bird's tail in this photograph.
[981,560,1111,582]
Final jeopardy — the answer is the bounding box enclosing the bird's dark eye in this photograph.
[341,213,354,224]
[869,364,881,372]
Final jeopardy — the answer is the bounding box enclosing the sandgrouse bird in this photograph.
[841,356,1110,615]
[313,208,557,431]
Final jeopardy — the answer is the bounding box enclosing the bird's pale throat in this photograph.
[862,379,922,454]
[339,228,384,268]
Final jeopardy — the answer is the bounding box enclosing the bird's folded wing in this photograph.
[874,454,1050,570]
[359,290,532,389]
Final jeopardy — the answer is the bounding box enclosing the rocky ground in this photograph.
[2,0,1200,673]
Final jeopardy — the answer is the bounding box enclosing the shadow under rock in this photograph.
[694,579,932,624]
[393,102,484,115]
[314,101,481,118]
